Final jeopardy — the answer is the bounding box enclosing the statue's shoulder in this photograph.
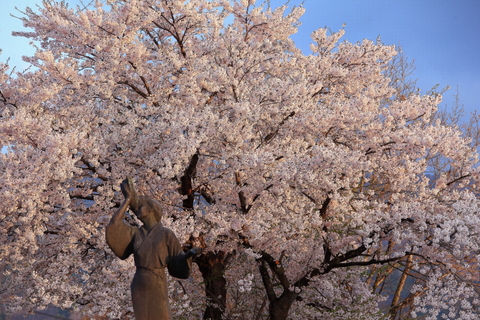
[162,226,175,235]
[160,226,180,241]
[151,222,173,236]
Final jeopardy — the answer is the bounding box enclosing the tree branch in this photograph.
[180,152,199,209]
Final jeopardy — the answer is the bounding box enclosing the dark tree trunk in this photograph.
[180,153,232,319]
[257,255,298,320]
[195,251,232,320]
[268,292,298,320]
[180,153,199,209]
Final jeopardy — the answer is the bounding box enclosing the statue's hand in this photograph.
[120,179,133,202]
[120,177,139,210]
[187,247,203,258]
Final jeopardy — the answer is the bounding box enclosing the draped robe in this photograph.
[106,220,191,320]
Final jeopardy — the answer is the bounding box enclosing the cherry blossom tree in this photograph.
[1,1,480,319]
[370,54,480,319]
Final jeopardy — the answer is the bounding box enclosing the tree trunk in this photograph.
[389,254,413,319]
[257,256,298,320]
[195,251,232,320]
[268,292,297,320]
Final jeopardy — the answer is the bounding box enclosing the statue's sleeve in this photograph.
[105,221,136,260]
[166,229,192,279]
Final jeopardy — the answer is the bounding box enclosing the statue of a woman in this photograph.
[106,178,196,320]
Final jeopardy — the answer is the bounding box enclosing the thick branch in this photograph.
[256,111,295,149]
[295,253,408,288]
[180,153,199,209]
[259,251,291,291]
[258,259,276,303]
[128,61,153,96]
[390,254,413,318]
[447,174,470,186]
[117,80,149,99]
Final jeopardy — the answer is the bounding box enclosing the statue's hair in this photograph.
[138,195,164,222]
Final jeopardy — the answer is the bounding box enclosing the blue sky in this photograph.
[0,0,479,117]
[276,0,480,118]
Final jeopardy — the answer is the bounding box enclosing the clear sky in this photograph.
[0,0,479,117]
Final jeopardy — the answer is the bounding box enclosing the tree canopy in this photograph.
[1,1,480,319]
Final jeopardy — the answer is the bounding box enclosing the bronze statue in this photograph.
[106,178,197,320]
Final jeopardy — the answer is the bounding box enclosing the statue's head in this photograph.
[135,196,164,222]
